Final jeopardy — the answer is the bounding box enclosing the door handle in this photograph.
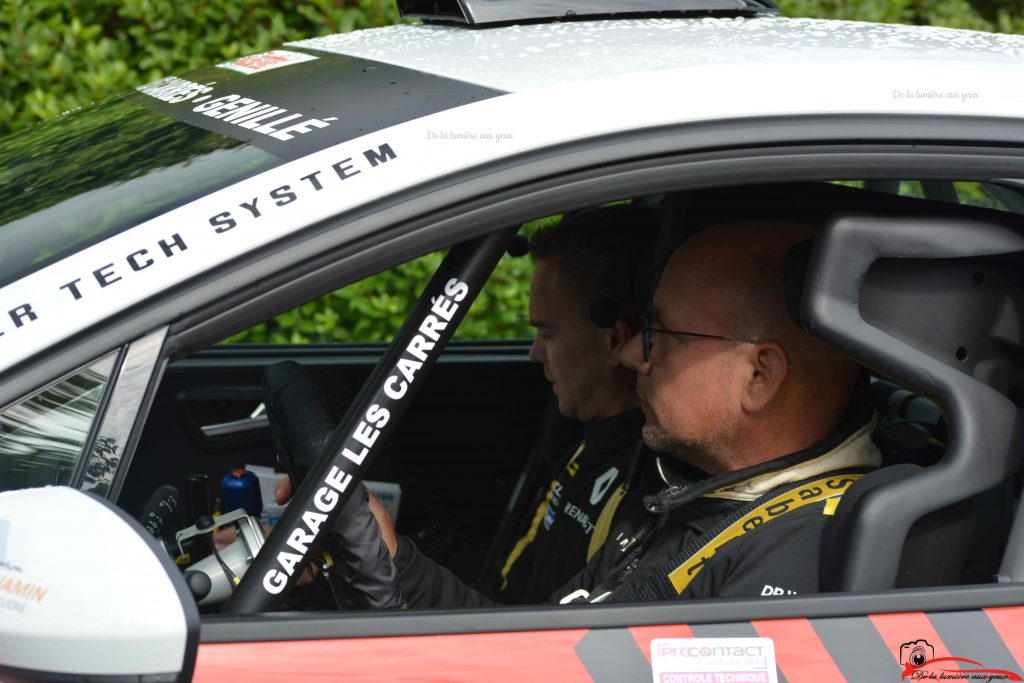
[199,403,269,438]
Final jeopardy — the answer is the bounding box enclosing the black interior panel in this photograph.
[123,339,548,582]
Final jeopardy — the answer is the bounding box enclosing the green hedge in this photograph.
[777,0,1022,32]
[227,250,540,343]
[0,1,399,138]
[2,1,1020,344]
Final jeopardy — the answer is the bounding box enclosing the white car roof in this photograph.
[292,17,1024,94]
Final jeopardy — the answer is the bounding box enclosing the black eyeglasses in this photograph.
[640,312,757,362]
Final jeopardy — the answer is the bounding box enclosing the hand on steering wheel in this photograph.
[259,360,404,609]
[276,475,398,558]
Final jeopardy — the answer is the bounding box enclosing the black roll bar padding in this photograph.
[803,213,1024,592]
[224,226,518,614]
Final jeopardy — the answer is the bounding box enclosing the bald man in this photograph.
[551,221,881,603]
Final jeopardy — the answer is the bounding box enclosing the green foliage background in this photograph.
[0,1,400,137]
[1,1,1020,343]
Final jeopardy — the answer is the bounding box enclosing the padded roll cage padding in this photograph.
[803,213,1024,591]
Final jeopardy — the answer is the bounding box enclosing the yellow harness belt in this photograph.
[667,473,862,594]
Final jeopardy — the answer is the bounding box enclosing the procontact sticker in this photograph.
[218,50,318,75]
[651,638,778,683]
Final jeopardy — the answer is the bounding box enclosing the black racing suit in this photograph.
[553,403,881,603]
[397,403,880,606]
[395,408,644,607]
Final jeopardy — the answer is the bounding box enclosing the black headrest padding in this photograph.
[820,463,977,591]
[820,464,921,591]
[783,237,815,328]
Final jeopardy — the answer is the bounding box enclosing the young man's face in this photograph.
[528,256,610,422]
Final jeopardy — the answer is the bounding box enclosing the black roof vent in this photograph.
[397,0,778,26]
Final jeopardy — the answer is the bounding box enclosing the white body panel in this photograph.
[0,487,187,675]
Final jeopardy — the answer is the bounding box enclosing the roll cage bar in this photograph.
[225,228,516,613]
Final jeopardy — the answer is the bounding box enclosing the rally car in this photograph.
[2,0,1024,680]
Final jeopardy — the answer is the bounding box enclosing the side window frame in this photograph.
[75,327,169,500]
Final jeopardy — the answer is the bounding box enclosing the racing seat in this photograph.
[821,374,1013,590]
[819,463,972,590]
[819,378,1019,590]
[819,460,1019,590]
[797,205,1024,592]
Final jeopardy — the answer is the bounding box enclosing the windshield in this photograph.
[0,97,280,288]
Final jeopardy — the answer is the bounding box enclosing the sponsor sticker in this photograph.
[0,517,48,615]
[137,75,338,143]
[0,138,397,369]
[218,49,318,75]
[651,638,778,683]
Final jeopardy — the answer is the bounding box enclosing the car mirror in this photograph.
[0,486,198,682]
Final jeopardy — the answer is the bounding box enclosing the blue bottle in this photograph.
[221,468,263,517]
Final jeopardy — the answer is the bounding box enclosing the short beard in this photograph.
[641,422,727,474]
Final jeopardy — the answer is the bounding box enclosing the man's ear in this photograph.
[740,343,790,412]
[605,319,633,366]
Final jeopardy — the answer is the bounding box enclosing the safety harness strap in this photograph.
[631,472,862,601]
[499,442,586,591]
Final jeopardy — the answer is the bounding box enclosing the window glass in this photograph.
[829,180,1023,213]
[0,352,117,492]
[0,98,276,289]
[224,246,539,344]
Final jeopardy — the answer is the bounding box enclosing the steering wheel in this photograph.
[262,360,336,488]
[256,360,405,611]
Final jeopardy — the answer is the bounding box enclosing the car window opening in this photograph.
[113,179,1024,618]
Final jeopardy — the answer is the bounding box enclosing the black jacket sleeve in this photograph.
[394,535,498,608]
[328,483,406,609]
